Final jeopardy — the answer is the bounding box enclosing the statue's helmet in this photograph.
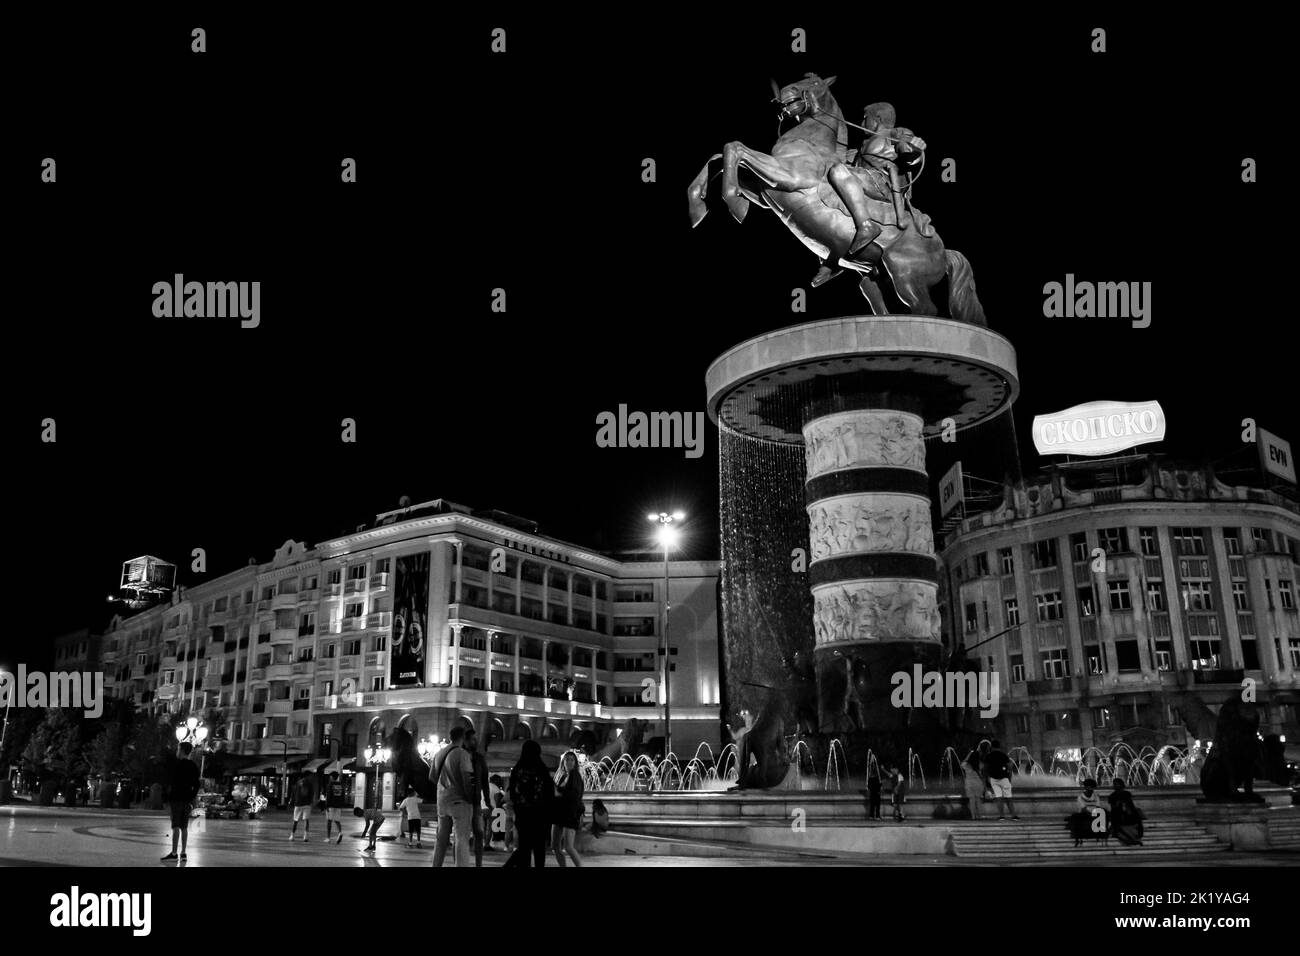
[863,102,897,129]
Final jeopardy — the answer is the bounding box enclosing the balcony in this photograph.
[156,683,180,701]
[201,674,222,691]
[250,667,267,682]
[1192,668,1245,686]
[292,699,312,711]
[370,572,389,590]
[341,617,361,632]
[345,579,367,595]
[291,661,314,675]
[364,652,385,668]
[339,654,361,671]
[252,702,267,714]
[257,600,272,613]
[1027,677,1073,695]
[366,611,392,630]
[272,592,298,610]
[319,620,341,635]
[325,582,343,598]
[297,589,319,605]
[265,662,294,681]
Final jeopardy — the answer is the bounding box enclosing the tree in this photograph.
[122,715,172,788]
[84,721,126,780]
[21,709,85,782]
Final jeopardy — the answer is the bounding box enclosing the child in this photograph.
[891,767,907,822]
[398,787,423,848]
[867,771,883,820]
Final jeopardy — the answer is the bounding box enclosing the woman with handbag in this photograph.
[504,740,554,867]
[551,750,585,867]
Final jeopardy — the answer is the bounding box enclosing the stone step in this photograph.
[582,829,840,861]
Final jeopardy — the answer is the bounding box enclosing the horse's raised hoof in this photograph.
[724,194,750,224]
[688,199,708,228]
[811,266,841,288]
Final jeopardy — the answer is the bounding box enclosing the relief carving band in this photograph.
[811,579,942,645]
[807,493,933,562]
[803,410,925,479]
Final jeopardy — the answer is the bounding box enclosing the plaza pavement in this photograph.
[1,805,1295,867]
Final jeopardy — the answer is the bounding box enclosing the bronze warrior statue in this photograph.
[688,74,984,325]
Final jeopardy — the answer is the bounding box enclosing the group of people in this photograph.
[1068,778,1145,846]
[866,765,910,821]
[961,740,1020,820]
[420,728,587,867]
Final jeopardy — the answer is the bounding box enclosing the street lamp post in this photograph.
[175,717,211,778]
[647,511,684,759]
[1,668,12,786]
[364,744,391,812]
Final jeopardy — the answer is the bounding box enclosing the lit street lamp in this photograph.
[647,511,684,759]
[175,717,211,778]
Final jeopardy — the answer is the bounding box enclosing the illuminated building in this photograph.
[940,457,1300,761]
[98,499,721,802]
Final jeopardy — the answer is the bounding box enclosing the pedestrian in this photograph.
[431,726,476,867]
[503,739,554,867]
[399,786,424,848]
[161,743,201,862]
[464,728,492,866]
[867,769,883,820]
[1108,779,1145,846]
[591,798,610,837]
[980,740,1019,820]
[289,771,318,842]
[551,750,585,867]
[891,766,907,822]
[361,803,385,853]
[324,771,347,844]
[962,745,984,820]
[1068,778,1103,846]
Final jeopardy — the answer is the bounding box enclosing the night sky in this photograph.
[5,11,1288,666]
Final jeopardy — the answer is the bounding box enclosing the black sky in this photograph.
[5,10,1289,665]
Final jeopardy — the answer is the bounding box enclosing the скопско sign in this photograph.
[1032,400,1166,457]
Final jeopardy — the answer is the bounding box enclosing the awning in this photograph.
[302,758,330,772]
[324,759,356,774]
[235,762,280,776]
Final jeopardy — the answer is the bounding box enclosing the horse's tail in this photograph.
[945,249,987,327]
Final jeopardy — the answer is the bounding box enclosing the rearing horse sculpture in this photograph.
[688,73,985,325]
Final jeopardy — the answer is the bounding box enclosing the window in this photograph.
[1231,582,1250,611]
[973,553,990,576]
[1003,598,1021,627]
[998,548,1015,575]
[1108,580,1131,611]
[1043,712,1057,731]
[1252,527,1272,552]
[345,602,364,619]
[261,586,275,602]
[1173,528,1206,556]
[1280,580,1296,610]
[374,558,390,575]
[1290,638,1300,668]
[343,640,362,657]
[302,575,318,590]
[327,569,342,585]
[1040,648,1069,679]
[964,603,979,634]
[370,676,384,692]
[1139,528,1159,557]
[1092,707,1111,729]
[1182,581,1215,611]
[1241,640,1259,670]
[323,643,337,659]
[1085,644,1104,675]
[270,718,288,736]
[1014,713,1030,733]
[348,564,368,581]
[1189,639,1221,669]
[1070,532,1088,563]
[1147,582,1166,612]
[1035,591,1063,622]
[1098,527,1129,555]
[321,680,334,696]
[372,636,387,652]
[1030,539,1058,569]
[1076,587,1095,617]
[1223,529,1241,556]
[982,600,990,630]
[299,612,316,636]
[614,586,655,603]
[278,578,298,595]
[214,596,228,613]
[297,647,314,662]
[1114,640,1141,672]
[1155,640,1172,671]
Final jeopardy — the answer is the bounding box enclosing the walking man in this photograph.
[161,743,201,862]
[431,726,476,867]
[324,771,347,844]
[980,740,1019,820]
[464,728,493,866]
[289,771,318,842]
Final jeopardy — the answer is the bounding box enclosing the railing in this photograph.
[297,589,320,604]
[292,699,311,711]
[345,579,366,594]
[369,573,389,590]
[1027,676,1073,694]
[257,600,272,612]
[1193,668,1245,685]
[291,661,313,675]
[250,667,267,682]
[366,611,391,629]
[341,618,359,631]
[364,652,384,668]
[325,583,343,598]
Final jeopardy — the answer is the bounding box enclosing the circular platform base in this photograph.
[705,316,1019,444]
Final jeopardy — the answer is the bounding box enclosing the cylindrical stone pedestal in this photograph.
[803,404,944,753]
